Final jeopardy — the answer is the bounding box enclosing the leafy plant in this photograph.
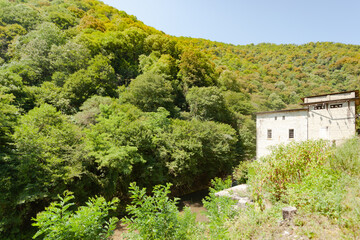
[233,160,252,184]
[285,167,345,218]
[330,137,360,177]
[32,190,119,240]
[123,182,197,240]
[202,177,238,239]
[248,140,331,202]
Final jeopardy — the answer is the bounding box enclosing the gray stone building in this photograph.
[256,90,359,158]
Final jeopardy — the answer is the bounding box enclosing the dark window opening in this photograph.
[275,116,277,120]
[289,129,294,139]
[267,129,272,139]
[314,104,325,110]
[282,116,285,120]
[330,104,342,108]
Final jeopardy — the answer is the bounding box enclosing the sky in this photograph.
[101,0,360,46]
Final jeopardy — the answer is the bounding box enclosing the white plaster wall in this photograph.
[308,101,356,145]
[256,110,308,158]
[304,92,355,103]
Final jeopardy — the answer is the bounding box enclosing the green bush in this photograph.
[248,140,331,203]
[242,139,360,238]
[202,177,238,239]
[32,191,119,240]
[123,182,197,240]
[285,167,345,218]
[233,160,252,184]
[330,137,360,177]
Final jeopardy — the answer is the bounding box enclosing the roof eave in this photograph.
[256,108,308,115]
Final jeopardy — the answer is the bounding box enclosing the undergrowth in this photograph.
[119,138,360,239]
[231,137,360,239]
[34,138,360,239]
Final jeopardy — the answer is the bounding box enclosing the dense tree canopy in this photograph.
[0,0,359,238]
[122,72,175,113]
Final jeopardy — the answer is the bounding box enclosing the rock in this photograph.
[214,184,248,198]
[282,206,297,220]
[214,184,252,208]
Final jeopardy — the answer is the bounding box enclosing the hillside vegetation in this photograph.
[204,138,360,239]
[229,138,360,239]
[34,138,360,239]
[0,0,360,238]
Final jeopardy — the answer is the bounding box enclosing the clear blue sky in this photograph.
[102,0,360,46]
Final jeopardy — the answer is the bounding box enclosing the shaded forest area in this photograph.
[0,0,359,238]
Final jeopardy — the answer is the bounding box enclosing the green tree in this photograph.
[159,118,238,186]
[31,82,73,114]
[223,90,255,116]
[0,69,24,103]
[0,91,21,238]
[0,1,40,30]
[13,104,83,214]
[63,54,118,109]
[0,103,83,238]
[217,70,244,92]
[144,34,178,57]
[138,52,177,79]
[178,50,215,90]
[265,92,286,110]
[84,104,169,197]
[49,41,91,76]
[0,90,17,155]
[74,95,113,126]
[100,27,149,81]
[47,9,77,30]
[9,22,66,84]
[186,86,233,124]
[0,23,26,59]
[123,72,176,113]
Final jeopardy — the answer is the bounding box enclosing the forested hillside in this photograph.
[0,0,359,238]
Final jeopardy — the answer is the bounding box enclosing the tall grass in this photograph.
[330,137,360,176]
[238,138,360,239]
[248,140,331,202]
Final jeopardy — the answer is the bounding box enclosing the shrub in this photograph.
[123,182,197,240]
[330,137,360,177]
[285,167,345,218]
[233,160,252,184]
[32,191,119,240]
[202,177,238,239]
[248,140,331,203]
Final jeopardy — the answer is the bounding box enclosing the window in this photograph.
[282,116,285,120]
[267,129,272,139]
[314,104,325,110]
[289,129,294,139]
[275,116,277,120]
[330,104,342,108]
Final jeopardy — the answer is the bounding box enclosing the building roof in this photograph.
[256,90,359,115]
[301,90,359,102]
[300,97,360,106]
[256,108,307,115]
